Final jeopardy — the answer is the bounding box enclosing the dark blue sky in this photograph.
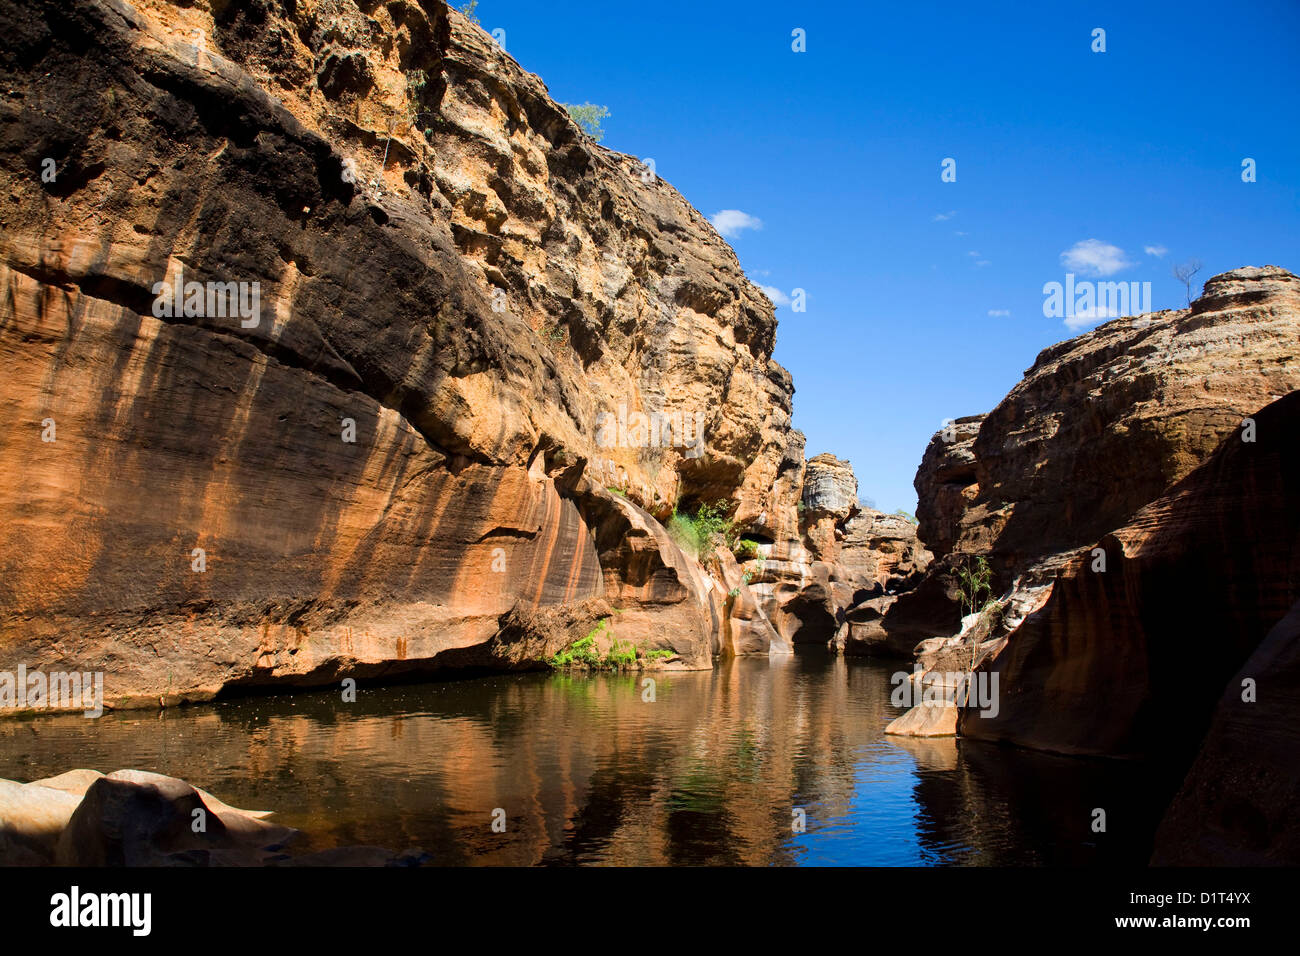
[471,0,1300,511]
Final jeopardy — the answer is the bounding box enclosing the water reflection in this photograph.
[0,654,1164,865]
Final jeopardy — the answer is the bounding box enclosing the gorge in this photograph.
[0,0,1297,868]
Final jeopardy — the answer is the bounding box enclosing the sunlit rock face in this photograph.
[0,0,803,706]
[883,266,1300,655]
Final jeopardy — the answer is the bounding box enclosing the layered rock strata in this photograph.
[0,0,810,707]
[876,266,1300,661]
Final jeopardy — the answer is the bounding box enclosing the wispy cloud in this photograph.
[1144,244,1168,258]
[710,209,763,238]
[1064,306,1121,331]
[759,285,791,307]
[933,210,957,222]
[1060,239,1131,277]
[988,309,1010,317]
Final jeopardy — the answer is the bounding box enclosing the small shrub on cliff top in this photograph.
[561,102,610,142]
[457,1,481,26]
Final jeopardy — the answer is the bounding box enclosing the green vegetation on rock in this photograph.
[955,555,993,618]
[561,102,610,142]
[667,500,737,560]
[548,619,672,670]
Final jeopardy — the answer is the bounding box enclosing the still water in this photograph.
[0,654,1165,865]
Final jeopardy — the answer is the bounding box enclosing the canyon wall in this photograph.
[891,267,1300,862]
[877,265,1300,661]
[0,0,812,707]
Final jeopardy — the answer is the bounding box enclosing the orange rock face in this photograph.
[0,0,805,706]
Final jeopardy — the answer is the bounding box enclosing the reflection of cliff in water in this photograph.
[0,655,1161,865]
[907,736,1176,865]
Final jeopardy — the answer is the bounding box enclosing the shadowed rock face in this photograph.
[888,272,1300,860]
[0,0,801,706]
[962,390,1300,758]
[943,265,1299,581]
[1152,598,1300,865]
[913,415,983,562]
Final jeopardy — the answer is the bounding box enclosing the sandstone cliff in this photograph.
[0,0,808,707]
[737,452,930,652]
[874,265,1300,659]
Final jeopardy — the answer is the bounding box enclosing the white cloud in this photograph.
[975,260,990,267]
[1060,239,1132,277]
[933,211,957,222]
[710,209,763,238]
[1064,306,1121,331]
[988,309,1010,317]
[759,285,790,307]
[953,230,968,237]
[1144,244,1168,258]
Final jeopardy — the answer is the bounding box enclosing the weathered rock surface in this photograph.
[884,700,957,737]
[744,454,931,651]
[839,509,930,596]
[0,0,808,705]
[801,453,859,519]
[913,414,983,562]
[881,266,1300,658]
[841,563,960,657]
[867,267,1300,862]
[0,778,84,865]
[56,768,298,866]
[2,768,288,866]
[937,266,1298,581]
